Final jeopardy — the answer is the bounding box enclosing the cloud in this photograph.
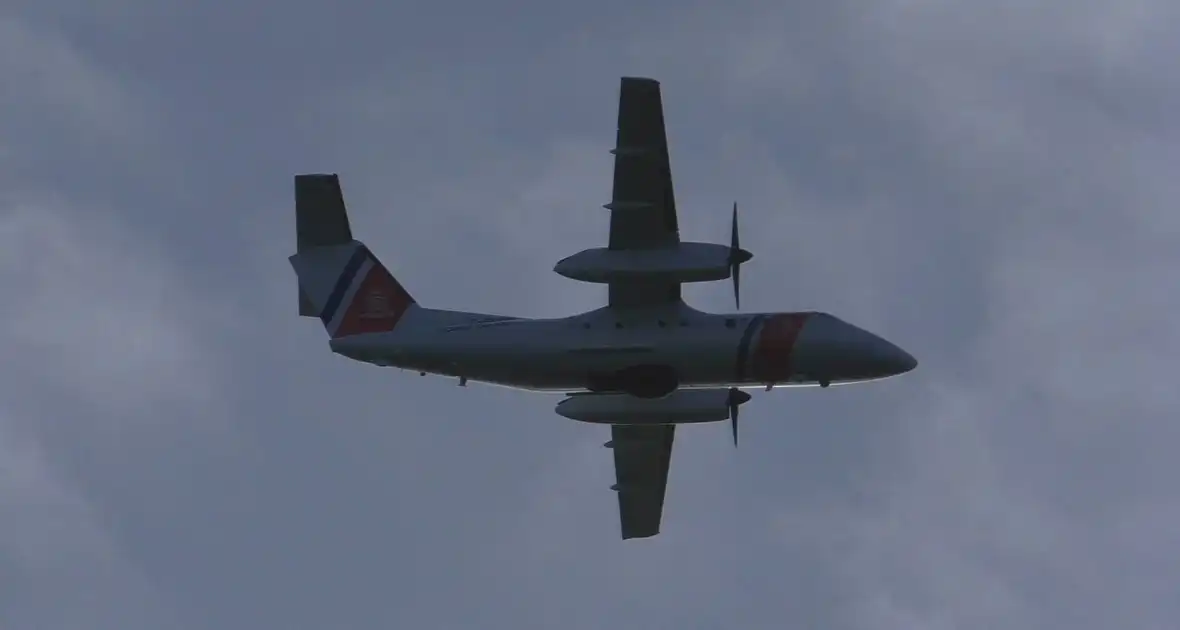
[3,0,1180,628]
[0,14,226,629]
[0,200,228,414]
[0,192,230,629]
[0,16,156,151]
[684,3,1180,627]
[0,415,189,630]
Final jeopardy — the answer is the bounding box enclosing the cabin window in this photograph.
[725,318,736,328]
[615,322,624,329]
[657,320,666,328]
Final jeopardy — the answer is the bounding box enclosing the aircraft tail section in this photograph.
[296,174,354,316]
[291,174,418,339]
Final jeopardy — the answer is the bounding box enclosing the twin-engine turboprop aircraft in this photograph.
[290,77,917,539]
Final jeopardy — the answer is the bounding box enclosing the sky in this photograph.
[2,0,1179,628]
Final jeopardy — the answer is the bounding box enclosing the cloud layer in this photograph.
[2,2,1178,629]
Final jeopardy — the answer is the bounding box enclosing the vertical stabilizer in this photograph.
[291,174,418,338]
[296,174,353,316]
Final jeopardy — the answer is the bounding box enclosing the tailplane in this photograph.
[291,174,417,339]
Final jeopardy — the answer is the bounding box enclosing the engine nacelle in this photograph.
[554,242,734,284]
[556,388,751,425]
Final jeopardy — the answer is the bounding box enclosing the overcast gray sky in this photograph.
[2,1,1179,628]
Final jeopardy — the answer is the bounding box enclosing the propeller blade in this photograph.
[730,202,741,310]
[733,263,741,311]
[728,387,742,447]
[730,202,740,251]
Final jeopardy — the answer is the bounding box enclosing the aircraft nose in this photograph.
[806,314,917,380]
[863,334,918,376]
[849,323,920,377]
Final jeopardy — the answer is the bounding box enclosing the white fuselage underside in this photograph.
[327,304,913,393]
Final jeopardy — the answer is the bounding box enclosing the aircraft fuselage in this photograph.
[328,303,916,397]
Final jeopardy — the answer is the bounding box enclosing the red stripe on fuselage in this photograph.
[332,264,414,338]
[750,313,811,384]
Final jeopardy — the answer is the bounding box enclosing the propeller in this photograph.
[727,387,751,446]
[728,202,753,310]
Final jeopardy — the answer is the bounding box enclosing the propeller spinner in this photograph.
[728,202,753,310]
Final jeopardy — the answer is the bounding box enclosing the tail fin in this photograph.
[296,174,353,317]
[290,174,417,339]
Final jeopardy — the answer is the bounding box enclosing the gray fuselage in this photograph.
[328,302,916,396]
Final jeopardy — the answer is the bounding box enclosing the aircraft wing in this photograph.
[607,77,682,308]
[609,423,676,539]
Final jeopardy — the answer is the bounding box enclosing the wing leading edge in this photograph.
[610,424,675,539]
[607,77,682,309]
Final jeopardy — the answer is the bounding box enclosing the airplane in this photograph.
[289,76,917,540]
